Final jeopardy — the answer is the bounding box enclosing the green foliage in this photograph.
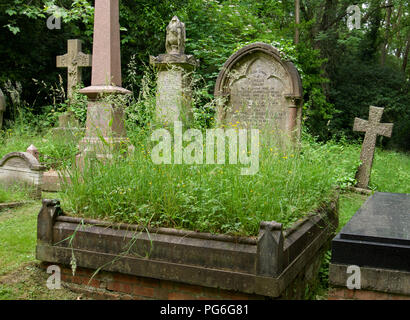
[0,185,31,203]
[67,85,88,125]
[329,57,410,150]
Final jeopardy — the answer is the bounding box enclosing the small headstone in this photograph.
[57,39,92,99]
[0,151,46,199]
[214,42,302,140]
[58,111,79,128]
[52,111,84,139]
[353,106,393,189]
[0,88,6,130]
[150,16,199,125]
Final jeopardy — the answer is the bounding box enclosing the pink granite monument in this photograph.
[78,0,130,164]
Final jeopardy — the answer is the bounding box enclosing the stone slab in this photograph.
[331,192,410,272]
[329,263,410,296]
[42,170,71,192]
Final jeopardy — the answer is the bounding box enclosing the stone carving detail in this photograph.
[166,16,186,55]
[57,39,92,99]
[150,16,198,124]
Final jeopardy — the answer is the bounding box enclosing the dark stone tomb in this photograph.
[331,192,410,272]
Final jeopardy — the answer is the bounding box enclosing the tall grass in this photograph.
[60,130,361,236]
[0,185,32,203]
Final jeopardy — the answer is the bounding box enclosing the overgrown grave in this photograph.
[35,1,342,300]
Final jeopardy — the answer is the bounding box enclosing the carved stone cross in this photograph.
[57,39,92,99]
[353,106,393,189]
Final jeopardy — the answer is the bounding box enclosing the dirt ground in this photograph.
[0,261,87,300]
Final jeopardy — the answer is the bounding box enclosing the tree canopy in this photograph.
[0,0,409,149]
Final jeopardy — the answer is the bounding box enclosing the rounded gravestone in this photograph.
[0,151,46,198]
[214,42,302,139]
[0,88,6,129]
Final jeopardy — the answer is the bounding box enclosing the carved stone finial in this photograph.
[26,144,40,161]
[166,16,186,55]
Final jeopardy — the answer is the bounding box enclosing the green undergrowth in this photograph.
[0,121,81,170]
[0,184,33,204]
[59,130,362,237]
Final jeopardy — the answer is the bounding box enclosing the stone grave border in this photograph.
[36,192,339,299]
[0,201,29,210]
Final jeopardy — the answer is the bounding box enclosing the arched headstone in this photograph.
[0,150,46,198]
[215,43,303,140]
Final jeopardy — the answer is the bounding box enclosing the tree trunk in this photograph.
[295,0,300,44]
[402,36,410,73]
[380,0,392,66]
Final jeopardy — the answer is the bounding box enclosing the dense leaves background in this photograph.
[0,0,409,150]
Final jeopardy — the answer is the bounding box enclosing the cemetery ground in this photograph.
[0,127,409,300]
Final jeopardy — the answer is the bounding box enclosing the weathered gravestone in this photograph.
[215,42,302,140]
[330,192,410,297]
[353,106,393,189]
[53,111,84,139]
[0,88,6,130]
[78,0,130,164]
[57,39,92,99]
[150,16,199,125]
[0,146,46,199]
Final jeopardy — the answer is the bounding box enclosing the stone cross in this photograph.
[57,39,92,99]
[353,106,393,189]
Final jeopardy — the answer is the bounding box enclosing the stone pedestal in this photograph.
[150,54,198,125]
[77,87,130,166]
[150,16,199,125]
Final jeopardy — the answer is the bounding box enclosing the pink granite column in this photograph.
[78,0,130,164]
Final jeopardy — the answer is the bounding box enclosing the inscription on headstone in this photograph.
[215,43,302,139]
